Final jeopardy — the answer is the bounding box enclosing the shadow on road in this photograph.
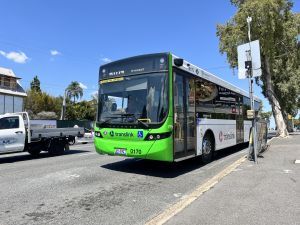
[101,143,248,178]
[0,150,90,164]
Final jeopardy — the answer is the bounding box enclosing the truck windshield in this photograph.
[98,72,168,127]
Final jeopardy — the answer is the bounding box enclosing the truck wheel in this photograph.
[202,133,214,163]
[68,137,75,145]
[48,141,65,156]
[28,148,41,157]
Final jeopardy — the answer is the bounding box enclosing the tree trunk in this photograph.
[264,57,289,137]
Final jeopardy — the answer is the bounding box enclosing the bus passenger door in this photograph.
[173,72,196,160]
[186,78,196,155]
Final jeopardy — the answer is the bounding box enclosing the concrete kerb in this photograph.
[145,156,247,225]
[146,135,279,225]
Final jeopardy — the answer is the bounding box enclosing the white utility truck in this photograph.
[0,112,84,156]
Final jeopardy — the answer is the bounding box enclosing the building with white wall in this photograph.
[0,67,27,114]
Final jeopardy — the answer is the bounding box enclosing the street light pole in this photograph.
[60,89,67,120]
[246,16,258,163]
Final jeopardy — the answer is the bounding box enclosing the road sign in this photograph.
[237,40,262,79]
[247,110,255,119]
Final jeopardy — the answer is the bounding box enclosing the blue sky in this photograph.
[0,0,299,126]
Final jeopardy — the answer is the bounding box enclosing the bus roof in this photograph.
[99,52,261,102]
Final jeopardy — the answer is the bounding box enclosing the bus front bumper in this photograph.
[94,137,173,162]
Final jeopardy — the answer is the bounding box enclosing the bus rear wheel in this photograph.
[202,133,214,163]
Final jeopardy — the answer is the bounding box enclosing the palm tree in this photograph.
[66,81,83,103]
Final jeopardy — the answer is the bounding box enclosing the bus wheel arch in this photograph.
[201,130,215,163]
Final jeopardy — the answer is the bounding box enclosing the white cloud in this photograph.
[79,82,87,89]
[50,50,61,56]
[0,50,29,63]
[101,57,112,63]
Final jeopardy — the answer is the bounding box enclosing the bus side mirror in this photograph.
[174,58,184,67]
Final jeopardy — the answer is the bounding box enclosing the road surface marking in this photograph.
[145,155,247,225]
[295,160,300,164]
[77,152,97,157]
[173,193,182,198]
[68,174,80,178]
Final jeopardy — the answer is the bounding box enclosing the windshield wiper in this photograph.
[98,116,119,125]
[115,113,149,129]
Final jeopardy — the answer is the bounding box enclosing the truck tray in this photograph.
[30,127,84,139]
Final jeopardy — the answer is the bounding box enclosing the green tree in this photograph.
[216,0,300,137]
[66,81,83,103]
[260,111,272,120]
[24,90,62,119]
[65,100,96,120]
[30,75,41,92]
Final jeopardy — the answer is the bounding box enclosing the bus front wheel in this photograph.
[202,133,214,163]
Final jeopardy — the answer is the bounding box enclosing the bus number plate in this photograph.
[115,148,126,155]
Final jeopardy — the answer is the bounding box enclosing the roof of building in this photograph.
[0,67,21,79]
[0,87,27,97]
[0,67,26,97]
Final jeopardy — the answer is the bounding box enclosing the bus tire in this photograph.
[201,133,214,163]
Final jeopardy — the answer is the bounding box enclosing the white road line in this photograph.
[77,152,97,157]
[145,155,247,225]
[283,169,292,174]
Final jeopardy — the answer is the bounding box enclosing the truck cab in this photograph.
[0,112,85,156]
[0,114,26,153]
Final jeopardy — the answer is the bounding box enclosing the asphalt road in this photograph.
[0,143,249,225]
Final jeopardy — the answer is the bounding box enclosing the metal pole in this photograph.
[246,16,258,163]
[60,89,67,120]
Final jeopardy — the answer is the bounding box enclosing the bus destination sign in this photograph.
[99,53,168,80]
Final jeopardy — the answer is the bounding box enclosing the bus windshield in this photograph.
[98,72,168,127]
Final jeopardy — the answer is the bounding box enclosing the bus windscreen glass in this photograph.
[98,72,168,127]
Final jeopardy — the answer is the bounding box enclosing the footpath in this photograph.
[165,133,300,225]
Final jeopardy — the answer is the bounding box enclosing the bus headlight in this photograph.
[145,132,172,141]
[94,131,103,138]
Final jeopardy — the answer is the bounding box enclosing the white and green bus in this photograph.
[94,53,260,162]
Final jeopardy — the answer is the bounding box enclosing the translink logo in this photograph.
[109,131,134,138]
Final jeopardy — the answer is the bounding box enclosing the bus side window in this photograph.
[195,78,216,115]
